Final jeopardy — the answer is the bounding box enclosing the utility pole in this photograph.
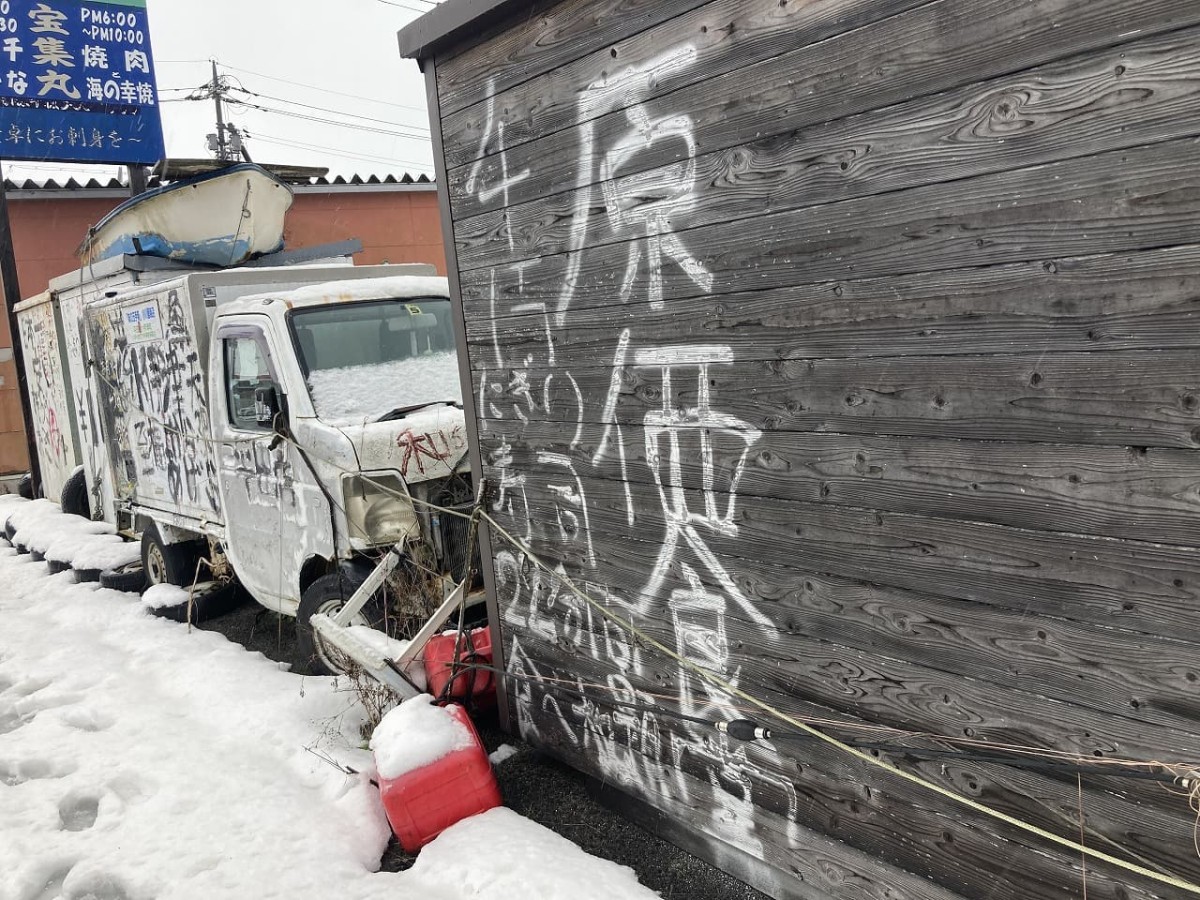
[211,60,228,161]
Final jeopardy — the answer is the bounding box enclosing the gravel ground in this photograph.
[198,592,767,900]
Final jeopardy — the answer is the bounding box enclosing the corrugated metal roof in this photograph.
[2,172,435,192]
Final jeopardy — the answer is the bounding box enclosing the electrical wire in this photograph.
[226,96,430,141]
[203,60,429,115]
[376,0,434,13]
[227,86,428,133]
[246,131,434,172]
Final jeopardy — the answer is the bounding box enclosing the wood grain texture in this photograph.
[465,244,1200,358]
[476,423,1200,546]
[506,616,1200,881]
[452,25,1200,269]
[459,137,1200,309]
[434,0,712,115]
[490,481,1200,752]
[472,349,1200,449]
[505,631,1177,900]
[440,0,933,170]
[445,0,1200,217]
[484,468,1200,640]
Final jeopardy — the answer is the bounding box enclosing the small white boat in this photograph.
[79,163,295,268]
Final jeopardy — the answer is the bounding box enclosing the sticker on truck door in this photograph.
[124,301,163,344]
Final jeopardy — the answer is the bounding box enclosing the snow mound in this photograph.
[3,499,140,572]
[412,808,661,899]
[307,351,461,424]
[370,694,474,780]
[141,583,191,609]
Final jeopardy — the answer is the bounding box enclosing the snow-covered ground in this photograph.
[0,496,659,900]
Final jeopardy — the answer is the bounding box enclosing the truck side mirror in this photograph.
[254,384,283,429]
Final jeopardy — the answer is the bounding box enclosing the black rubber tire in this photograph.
[75,567,101,583]
[147,581,242,624]
[17,474,33,500]
[141,523,205,588]
[46,559,71,575]
[29,549,44,562]
[3,521,14,542]
[295,571,388,676]
[60,469,90,519]
[99,562,146,593]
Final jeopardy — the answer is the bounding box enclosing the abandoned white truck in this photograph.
[15,260,476,675]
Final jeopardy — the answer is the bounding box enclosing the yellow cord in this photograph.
[480,510,1200,897]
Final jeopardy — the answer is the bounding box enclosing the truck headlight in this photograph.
[343,474,419,545]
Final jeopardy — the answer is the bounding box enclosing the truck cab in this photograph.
[206,277,474,672]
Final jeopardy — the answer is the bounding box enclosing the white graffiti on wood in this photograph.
[478,39,796,858]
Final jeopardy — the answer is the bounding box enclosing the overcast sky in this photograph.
[5,0,437,183]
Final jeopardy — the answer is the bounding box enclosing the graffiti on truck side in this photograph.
[87,289,221,515]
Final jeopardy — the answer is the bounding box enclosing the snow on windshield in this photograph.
[307,351,462,423]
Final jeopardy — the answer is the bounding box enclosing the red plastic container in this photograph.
[377,703,502,852]
[423,626,496,706]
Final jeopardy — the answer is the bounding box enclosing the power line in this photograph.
[248,131,434,172]
[205,60,428,115]
[375,0,433,13]
[227,97,430,141]
[226,85,428,134]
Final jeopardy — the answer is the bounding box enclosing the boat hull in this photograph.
[80,164,295,268]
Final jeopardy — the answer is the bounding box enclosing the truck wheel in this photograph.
[141,523,204,588]
[17,474,33,500]
[60,469,90,519]
[99,562,147,594]
[295,572,387,677]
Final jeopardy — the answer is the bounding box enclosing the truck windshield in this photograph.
[290,298,462,423]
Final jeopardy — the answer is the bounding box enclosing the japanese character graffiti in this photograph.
[476,42,798,859]
[86,289,221,516]
[17,299,73,496]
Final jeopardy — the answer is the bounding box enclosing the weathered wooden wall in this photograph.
[425,0,1200,896]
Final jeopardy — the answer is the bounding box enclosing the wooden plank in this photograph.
[476,422,1200,547]
[444,0,1200,217]
[490,494,1200,756]
[480,469,1200,641]
[452,25,1200,268]
[506,623,1200,883]
[493,500,1200,746]
[434,0,713,116]
[440,0,934,170]
[472,349,1200,449]
[583,777,845,900]
[505,631,1177,900]
[464,243,1200,359]
[458,137,1200,311]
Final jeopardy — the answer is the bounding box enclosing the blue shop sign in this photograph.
[0,0,164,165]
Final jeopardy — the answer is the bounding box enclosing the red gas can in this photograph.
[423,626,496,706]
[377,703,502,853]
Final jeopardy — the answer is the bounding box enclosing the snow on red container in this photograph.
[370,694,501,853]
[423,626,496,706]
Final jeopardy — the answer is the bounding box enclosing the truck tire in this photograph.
[295,572,387,677]
[141,523,205,589]
[60,469,90,519]
[99,562,146,593]
[17,474,33,500]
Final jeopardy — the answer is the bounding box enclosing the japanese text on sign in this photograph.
[0,0,164,164]
[124,300,161,344]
